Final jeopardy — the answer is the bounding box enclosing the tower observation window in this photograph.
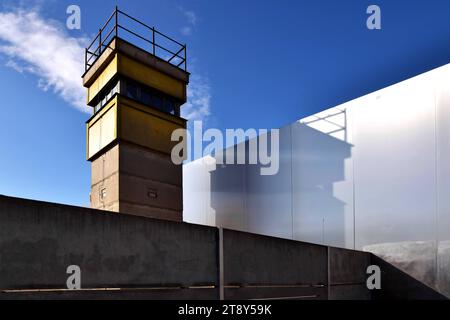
[93,80,120,114]
[91,78,182,117]
[126,82,138,100]
[123,79,181,116]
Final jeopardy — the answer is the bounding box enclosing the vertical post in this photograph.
[184,44,187,71]
[322,217,325,245]
[115,6,118,37]
[344,109,348,142]
[98,29,102,55]
[85,48,87,71]
[219,228,224,300]
[152,27,156,55]
[327,246,331,300]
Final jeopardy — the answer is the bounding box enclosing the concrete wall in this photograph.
[328,247,371,300]
[183,63,450,297]
[0,195,218,296]
[0,195,443,300]
[222,229,328,300]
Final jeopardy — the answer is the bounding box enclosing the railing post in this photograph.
[152,27,156,56]
[98,29,102,55]
[85,9,187,71]
[184,44,187,71]
[115,6,118,37]
[85,48,87,71]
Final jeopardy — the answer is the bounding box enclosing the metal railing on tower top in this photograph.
[85,7,187,72]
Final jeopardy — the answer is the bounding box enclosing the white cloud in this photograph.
[178,7,197,36]
[0,8,89,113]
[181,26,192,36]
[175,8,211,120]
[182,74,211,121]
[0,7,212,120]
[184,10,197,26]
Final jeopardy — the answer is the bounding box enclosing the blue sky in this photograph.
[1,0,450,206]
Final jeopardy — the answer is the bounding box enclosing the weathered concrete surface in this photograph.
[222,229,328,286]
[222,229,328,300]
[371,255,447,300]
[363,241,437,290]
[90,138,184,221]
[437,240,450,297]
[118,141,183,221]
[0,195,218,292]
[224,286,328,300]
[0,195,446,300]
[1,288,217,300]
[328,247,371,300]
[329,285,371,300]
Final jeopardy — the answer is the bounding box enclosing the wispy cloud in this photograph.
[182,74,211,121]
[184,10,197,26]
[181,26,193,36]
[176,7,211,120]
[0,8,89,113]
[0,6,212,120]
[179,7,197,36]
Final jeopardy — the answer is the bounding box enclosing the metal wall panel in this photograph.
[353,73,438,290]
[292,106,354,248]
[353,76,437,245]
[435,64,450,297]
[245,126,293,239]
[183,157,216,226]
[209,160,247,232]
[183,63,450,297]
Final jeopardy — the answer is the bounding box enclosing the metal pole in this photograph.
[219,228,224,300]
[152,27,156,55]
[98,29,102,55]
[115,6,118,37]
[184,44,187,71]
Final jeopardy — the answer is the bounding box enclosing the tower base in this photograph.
[90,142,183,222]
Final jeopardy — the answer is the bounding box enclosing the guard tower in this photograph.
[82,8,189,221]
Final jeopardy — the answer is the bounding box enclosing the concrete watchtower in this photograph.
[82,8,189,221]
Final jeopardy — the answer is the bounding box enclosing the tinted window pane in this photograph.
[165,99,175,115]
[153,94,163,109]
[141,89,151,105]
[111,82,118,96]
[126,83,138,99]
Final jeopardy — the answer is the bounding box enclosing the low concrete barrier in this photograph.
[222,229,328,300]
[0,195,445,300]
[0,195,219,297]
